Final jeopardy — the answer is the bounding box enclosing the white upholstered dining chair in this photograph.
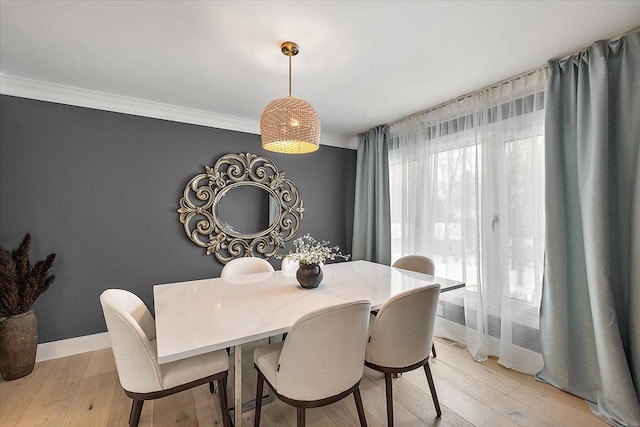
[365,284,442,426]
[392,255,435,275]
[220,257,274,278]
[100,289,230,427]
[280,255,297,272]
[253,300,372,427]
[391,255,438,358]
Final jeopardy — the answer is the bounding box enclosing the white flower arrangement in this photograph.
[281,234,350,266]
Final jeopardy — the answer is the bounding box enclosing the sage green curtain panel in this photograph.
[538,33,640,426]
[352,125,391,264]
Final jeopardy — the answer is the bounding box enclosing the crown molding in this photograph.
[0,74,357,150]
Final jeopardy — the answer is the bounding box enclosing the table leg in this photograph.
[234,344,243,427]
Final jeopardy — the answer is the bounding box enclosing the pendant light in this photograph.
[260,41,320,154]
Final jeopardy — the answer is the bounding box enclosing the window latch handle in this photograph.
[492,215,499,231]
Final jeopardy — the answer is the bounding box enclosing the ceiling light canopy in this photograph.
[260,41,320,154]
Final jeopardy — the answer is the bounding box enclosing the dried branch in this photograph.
[0,234,56,317]
[13,234,31,286]
[0,249,19,317]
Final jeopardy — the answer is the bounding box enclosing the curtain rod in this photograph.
[553,25,640,62]
[389,65,546,125]
[390,27,640,126]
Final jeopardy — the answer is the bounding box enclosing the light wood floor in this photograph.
[0,337,606,427]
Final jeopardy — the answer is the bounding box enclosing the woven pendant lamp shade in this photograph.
[261,41,320,155]
[260,96,320,154]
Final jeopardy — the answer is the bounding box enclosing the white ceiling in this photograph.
[1,1,639,148]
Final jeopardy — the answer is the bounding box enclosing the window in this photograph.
[388,69,546,373]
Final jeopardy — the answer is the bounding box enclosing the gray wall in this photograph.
[0,95,357,343]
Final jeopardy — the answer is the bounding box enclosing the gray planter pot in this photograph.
[0,310,38,381]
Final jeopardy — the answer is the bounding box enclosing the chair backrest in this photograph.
[280,255,297,272]
[276,300,371,401]
[220,257,275,278]
[392,255,435,275]
[366,284,441,369]
[100,289,162,393]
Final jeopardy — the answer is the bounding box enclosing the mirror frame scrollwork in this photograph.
[178,153,304,264]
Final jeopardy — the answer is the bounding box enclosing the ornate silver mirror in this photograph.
[178,153,304,264]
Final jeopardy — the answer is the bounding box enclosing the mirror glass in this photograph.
[216,185,275,235]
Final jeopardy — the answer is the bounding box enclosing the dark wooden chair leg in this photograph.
[423,363,442,417]
[296,407,305,427]
[217,376,231,427]
[254,370,264,427]
[384,372,394,427]
[129,399,144,427]
[353,387,368,427]
[431,343,437,358]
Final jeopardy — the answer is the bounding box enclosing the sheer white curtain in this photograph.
[389,69,546,374]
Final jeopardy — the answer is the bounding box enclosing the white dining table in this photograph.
[153,260,464,426]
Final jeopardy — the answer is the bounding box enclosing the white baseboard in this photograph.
[36,332,112,362]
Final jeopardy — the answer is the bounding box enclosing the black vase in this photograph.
[296,262,323,289]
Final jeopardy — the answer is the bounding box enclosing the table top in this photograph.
[153,260,464,364]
